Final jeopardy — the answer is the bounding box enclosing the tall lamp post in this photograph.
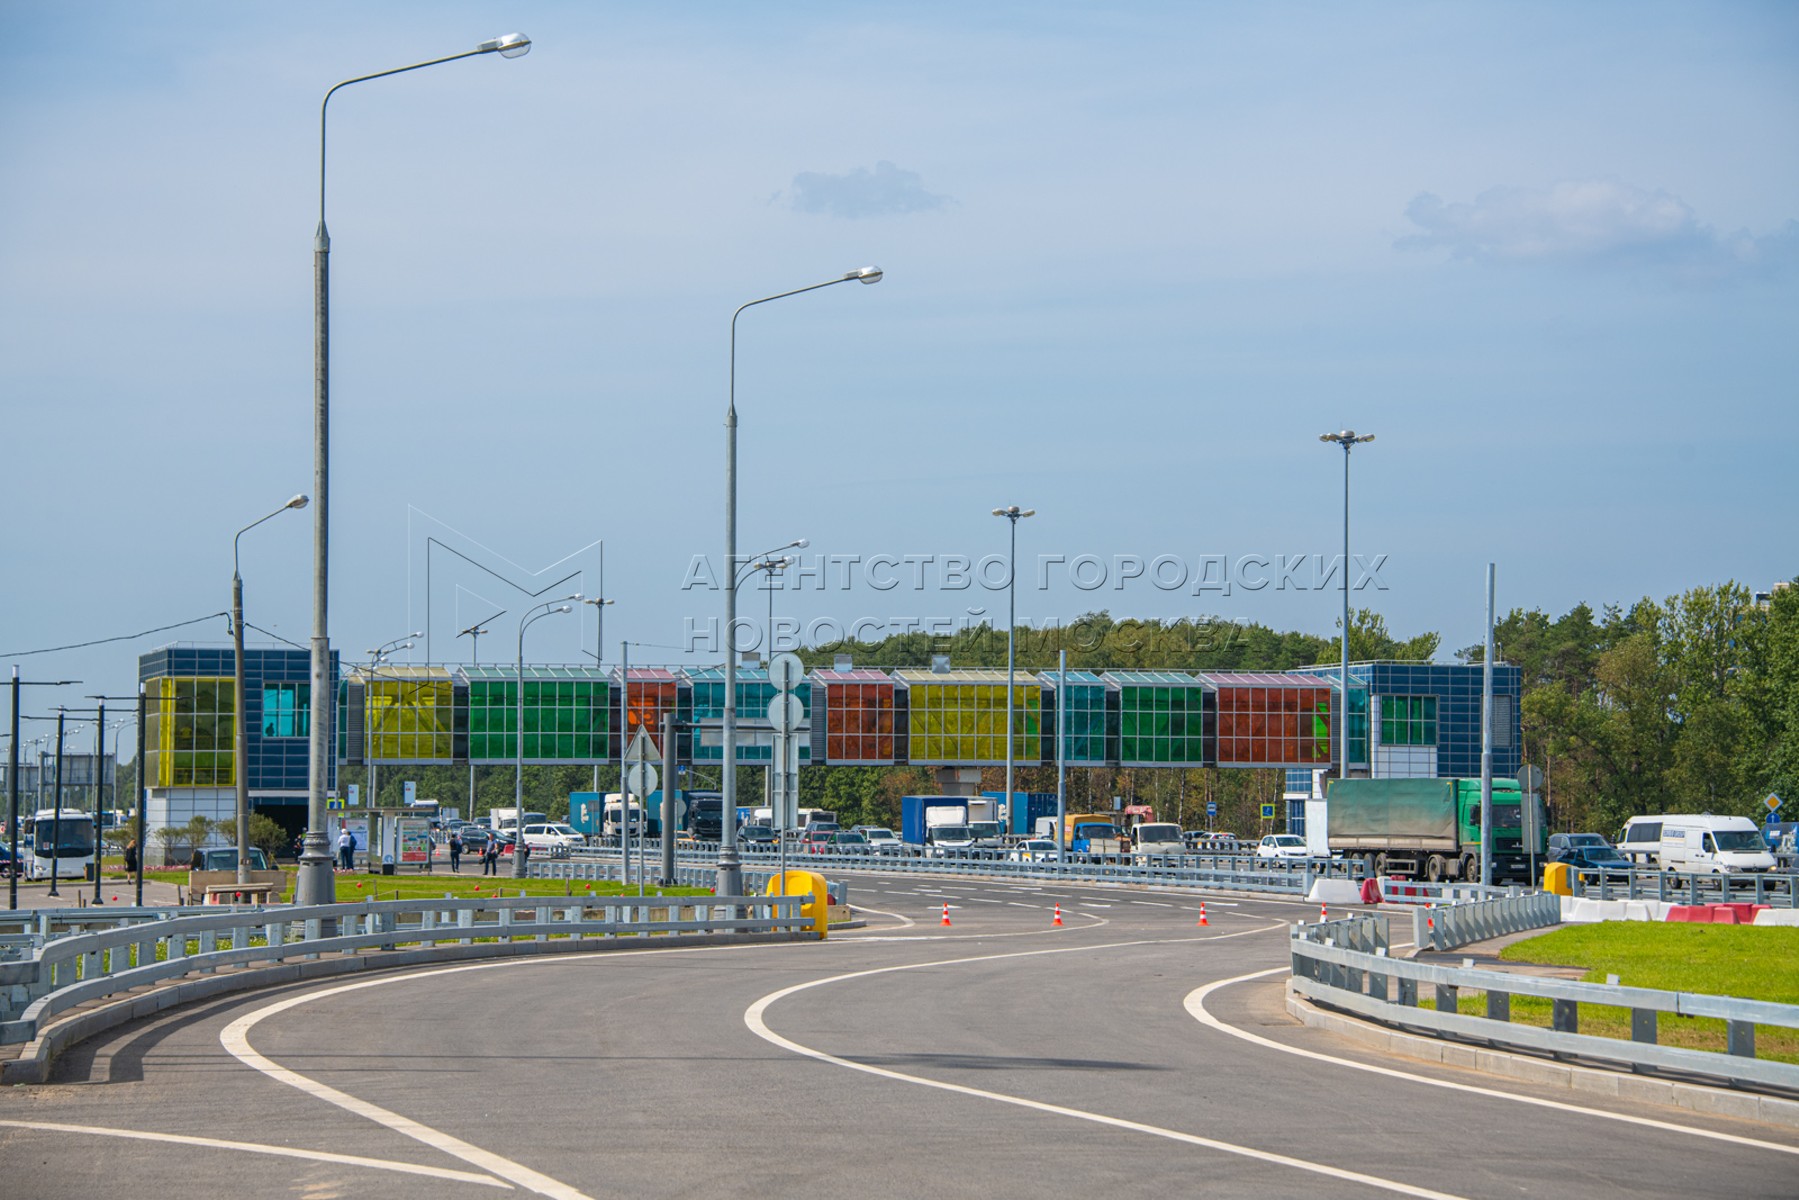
[302,32,534,907]
[581,596,613,794]
[742,537,807,654]
[992,506,1034,821]
[233,494,308,886]
[8,671,79,910]
[515,598,576,878]
[719,268,882,898]
[1319,430,1374,786]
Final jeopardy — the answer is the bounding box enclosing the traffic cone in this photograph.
[941,903,952,927]
[1426,902,1435,933]
[1052,904,1063,926]
[1320,901,1328,922]
[1197,903,1209,927]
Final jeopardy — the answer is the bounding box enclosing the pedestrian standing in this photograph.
[482,839,498,875]
[449,831,463,873]
[337,826,356,871]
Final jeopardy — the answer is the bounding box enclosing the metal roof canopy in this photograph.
[1036,669,1107,686]
[893,668,1032,685]
[809,668,894,684]
[457,665,612,682]
[1104,669,1203,686]
[1202,671,1338,688]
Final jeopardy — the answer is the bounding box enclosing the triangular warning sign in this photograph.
[624,728,659,765]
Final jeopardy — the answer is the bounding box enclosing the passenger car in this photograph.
[521,823,585,851]
[1008,838,1061,862]
[855,826,901,854]
[1254,834,1308,860]
[190,847,272,871]
[739,824,777,849]
[1547,833,1629,870]
[826,830,870,854]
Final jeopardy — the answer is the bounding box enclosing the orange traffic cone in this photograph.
[1052,904,1063,926]
[1197,903,1209,927]
[1426,902,1435,933]
[1320,901,1329,922]
[941,903,952,927]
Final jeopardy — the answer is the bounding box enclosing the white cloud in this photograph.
[1397,179,1797,280]
[785,161,950,219]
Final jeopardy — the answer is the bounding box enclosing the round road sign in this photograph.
[767,693,804,735]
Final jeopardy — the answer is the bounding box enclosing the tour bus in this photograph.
[1618,813,1776,874]
[26,807,98,881]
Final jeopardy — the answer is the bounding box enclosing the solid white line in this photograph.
[1132,901,1175,907]
[849,903,917,927]
[1184,970,1799,1158]
[0,1118,509,1188]
[742,926,1466,1199]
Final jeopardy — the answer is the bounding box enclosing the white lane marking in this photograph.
[1185,970,1799,1158]
[743,927,1464,1199]
[223,969,603,1199]
[967,898,1005,904]
[1006,902,1038,908]
[849,903,917,927]
[1132,901,1174,907]
[0,1118,509,1188]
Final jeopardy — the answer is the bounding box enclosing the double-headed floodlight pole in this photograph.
[719,268,881,899]
[515,598,578,878]
[1319,430,1374,787]
[302,32,533,907]
[233,494,308,885]
[740,538,808,653]
[992,506,1035,824]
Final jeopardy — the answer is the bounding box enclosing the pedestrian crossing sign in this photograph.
[1260,803,1276,820]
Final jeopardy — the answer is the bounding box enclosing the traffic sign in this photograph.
[768,652,805,693]
[767,693,804,735]
[326,796,345,811]
[1260,803,1276,820]
[1767,793,1783,813]
[623,728,657,767]
[626,763,659,797]
[1516,765,1544,793]
[1206,801,1218,817]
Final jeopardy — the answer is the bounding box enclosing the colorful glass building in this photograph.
[1106,670,1210,766]
[807,668,899,765]
[895,669,1042,766]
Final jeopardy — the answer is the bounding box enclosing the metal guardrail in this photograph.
[0,892,811,1045]
[565,845,1353,895]
[1568,866,1799,907]
[1411,890,1562,952]
[1290,913,1799,1092]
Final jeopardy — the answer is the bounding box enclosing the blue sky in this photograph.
[3,1,1796,730]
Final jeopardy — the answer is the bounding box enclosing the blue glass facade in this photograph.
[139,645,337,796]
[1289,660,1521,781]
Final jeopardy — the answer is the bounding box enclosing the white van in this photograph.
[1619,814,1775,874]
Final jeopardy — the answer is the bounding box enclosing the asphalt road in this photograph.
[2,873,1795,1198]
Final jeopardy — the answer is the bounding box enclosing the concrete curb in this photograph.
[2,930,812,1087]
[1284,986,1799,1131]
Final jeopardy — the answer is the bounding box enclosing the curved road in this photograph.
[2,874,1794,1198]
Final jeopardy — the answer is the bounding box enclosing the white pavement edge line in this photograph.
[0,1117,510,1189]
[848,903,916,927]
[1184,969,1799,1159]
[743,927,1468,1200]
[218,949,771,1200]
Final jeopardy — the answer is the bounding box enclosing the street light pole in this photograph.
[992,506,1035,822]
[720,269,881,899]
[233,494,308,886]
[302,32,534,908]
[581,596,613,794]
[515,599,574,879]
[1319,431,1374,785]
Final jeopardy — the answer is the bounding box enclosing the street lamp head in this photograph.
[793,537,810,549]
[1019,509,1036,519]
[286,494,310,510]
[555,605,572,614]
[850,266,883,284]
[478,32,532,58]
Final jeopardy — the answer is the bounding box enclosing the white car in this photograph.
[1008,838,1062,862]
[521,823,586,851]
[1254,834,1309,860]
[856,826,902,855]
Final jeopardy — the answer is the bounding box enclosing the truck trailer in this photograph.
[900,796,971,855]
[1326,777,1541,883]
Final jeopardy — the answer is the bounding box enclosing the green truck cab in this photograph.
[1326,777,1543,883]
